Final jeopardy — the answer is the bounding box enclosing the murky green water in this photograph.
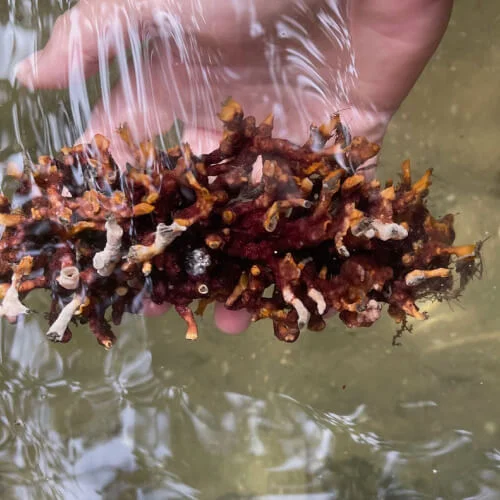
[1,1,500,498]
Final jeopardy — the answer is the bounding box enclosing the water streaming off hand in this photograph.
[1,1,500,498]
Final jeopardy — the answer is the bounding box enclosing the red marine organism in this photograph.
[0,99,481,348]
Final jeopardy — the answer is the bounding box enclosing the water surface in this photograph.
[1,1,500,498]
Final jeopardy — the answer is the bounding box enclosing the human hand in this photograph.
[16,0,453,335]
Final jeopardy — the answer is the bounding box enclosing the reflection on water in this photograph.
[1,0,500,498]
[2,328,500,500]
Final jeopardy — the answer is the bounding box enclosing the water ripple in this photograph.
[0,1,500,498]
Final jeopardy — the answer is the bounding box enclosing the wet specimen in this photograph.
[0,99,481,348]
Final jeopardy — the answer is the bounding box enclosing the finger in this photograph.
[14,0,254,92]
[349,0,453,120]
[214,303,252,335]
[77,42,225,164]
[142,298,171,317]
[15,1,137,90]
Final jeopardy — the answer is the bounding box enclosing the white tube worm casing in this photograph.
[46,296,82,342]
[93,217,124,276]
[56,266,80,290]
[282,285,310,330]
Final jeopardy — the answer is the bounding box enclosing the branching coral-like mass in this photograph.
[0,99,481,348]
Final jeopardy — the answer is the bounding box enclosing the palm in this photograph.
[16,0,453,333]
[82,3,376,156]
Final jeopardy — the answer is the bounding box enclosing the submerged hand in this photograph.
[16,0,453,335]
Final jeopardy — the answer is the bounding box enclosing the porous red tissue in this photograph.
[0,99,480,348]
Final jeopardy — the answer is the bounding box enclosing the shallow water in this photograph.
[1,1,500,499]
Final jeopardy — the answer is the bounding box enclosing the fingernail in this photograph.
[14,57,35,90]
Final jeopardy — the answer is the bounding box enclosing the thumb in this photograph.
[15,1,138,90]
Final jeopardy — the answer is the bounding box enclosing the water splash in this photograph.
[1,0,360,163]
[0,2,500,499]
